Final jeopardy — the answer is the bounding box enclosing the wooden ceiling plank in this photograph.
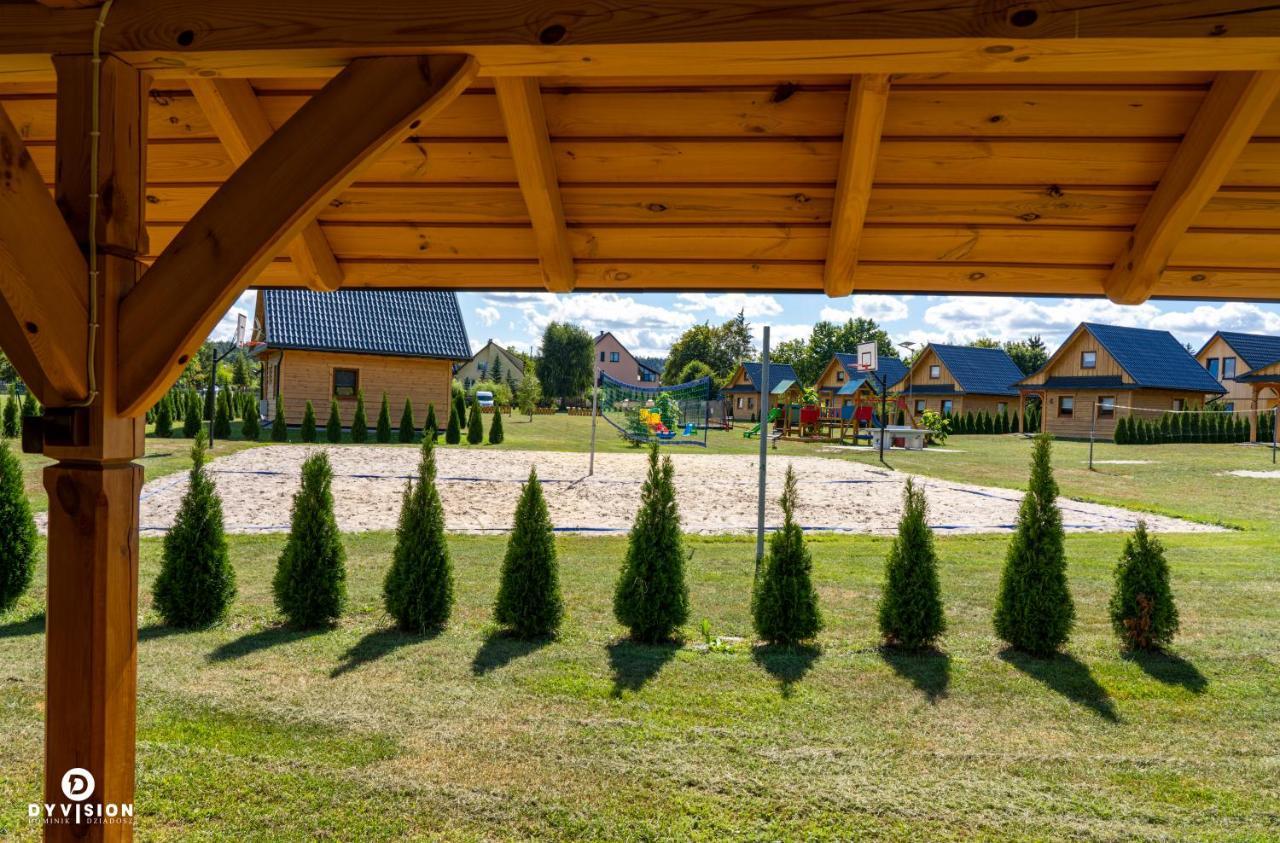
[188,77,343,291]
[825,74,890,296]
[495,77,575,291]
[116,54,478,416]
[1106,71,1280,303]
[0,101,89,403]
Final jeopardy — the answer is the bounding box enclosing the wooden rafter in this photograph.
[0,101,89,404]
[188,78,343,292]
[824,74,889,298]
[495,77,574,292]
[116,54,477,416]
[1105,71,1280,304]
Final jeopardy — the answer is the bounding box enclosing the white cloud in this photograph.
[481,292,698,359]
[819,294,911,324]
[475,306,501,326]
[1146,302,1280,349]
[209,290,256,341]
[918,297,1160,346]
[674,293,783,318]
[754,323,811,348]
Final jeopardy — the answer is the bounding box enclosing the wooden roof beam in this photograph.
[117,54,478,416]
[188,77,343,292]
[824,74,890,298]
[1106,71,1280,305]
[0,101,90,404]
[495,77,574,293]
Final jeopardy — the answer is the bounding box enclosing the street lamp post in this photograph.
[898,341,916,426]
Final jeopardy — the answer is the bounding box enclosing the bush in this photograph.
[351,392,368,443]
[300,400,317,442]
[213,395,232,438]
[467,399,484,444]
[1010,410,1020,434]
[488,407,504,444]
[676,360,713,385]
[516,370,542,418]
[383,438,452,632]
[152,432,236,627]
[154,397,173,437]
[445,400,461,444]
[398,398,416,443]
[242,401,260,441]
[376,393,393,443]
[1109,521,1179,651]
[453,393,467,433]
[613,443,689,642]
[1114,416,1129,445]
[326,399,343,443]
[752,464,822,644]
[424,403,438,443]
[878,477,945,649]
[20,389,37,422]
[993,433,1074,656]
[183,392,204,438]
[273,452,346,627]
[2,385,19,438]
[494,466,563,638]
[272,396,289,442]
[0,439,37,613]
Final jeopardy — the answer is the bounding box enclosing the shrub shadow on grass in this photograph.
[138,623,189,643]
[331,628,429,678]
[1124,649,1209,694]
[607,640,679,697]
[753,643,820,699]
[472,631,552,677]
[0,612,43,639]
[999,649,1119,723]
[208,626,324,663]
[880,646,950,704]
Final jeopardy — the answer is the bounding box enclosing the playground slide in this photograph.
[743,408,782,438]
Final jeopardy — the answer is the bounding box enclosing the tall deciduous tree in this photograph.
[767,318,898,386]
[538,322,595,400]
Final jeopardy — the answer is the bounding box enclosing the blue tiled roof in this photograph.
[1083,323,1226,393]
[930,345,1025,396]
[1208,331,1280,372]
[261,289,470,360]
[832,353,908,394]
[738,361,798,394]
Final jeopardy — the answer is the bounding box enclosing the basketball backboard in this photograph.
[856,341,877,372]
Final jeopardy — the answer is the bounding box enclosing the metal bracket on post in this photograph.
[21,407,92,454]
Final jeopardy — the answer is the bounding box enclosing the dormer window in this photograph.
[835,370,844,382]
[929,365,941,379]
[1081,351,1097,369]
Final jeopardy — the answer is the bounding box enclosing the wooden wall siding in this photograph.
[904,348,957,390]
[1020,328,1131,385]
[1195,336,1251,403]
[273,350,454,428]
[1038,388,1207,439]
[9,71,1280,298]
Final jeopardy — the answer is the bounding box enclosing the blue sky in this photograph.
[216,290,1280,361]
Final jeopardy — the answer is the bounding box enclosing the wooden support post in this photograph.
[824,74,889,298]
[43,53,148,843]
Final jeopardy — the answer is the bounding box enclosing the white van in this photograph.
[476,390,495,408]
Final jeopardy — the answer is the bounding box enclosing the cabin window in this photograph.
[1222,357,1237,380]
[332,368,359,398]
[929,365,941,379]
[1224,402,1236,412]
[1173,398,1185,411]
[997,402,1008,415]
[1205,357,1219,379]
[1081,351,1097,369]
[941,399,953,415]
[747,397,755,410]
[1059,396,1075,417]
[736,397,743,409]
[599,351,605,362]
[610,351,620,363]
[835,370,844,382]
[639,369,656,383]
[1098,396,1115,418]
[914,400,926,414]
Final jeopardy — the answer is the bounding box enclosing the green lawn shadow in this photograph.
[0,612,44,639]
[138,623,189,643]
[208,626,324,663]
[607,639,679,697]
[753,643,821,698]
[1124,649,1209,694]
[880,645,951,703]
[472,630,552,676]
[999,649,1120,722]
[331,628,429,678]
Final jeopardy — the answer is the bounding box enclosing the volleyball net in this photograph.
[597,372,712,447]
[1102,402,1277,444]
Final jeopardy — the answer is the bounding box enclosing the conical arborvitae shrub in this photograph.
[383,437,453,632]
[878,477,946,649]
[376,393,393,443]
[398,398,416,443]
[752,464,822,645]
[494,466,563,638]
[2,385,19,438]
[213,395,233,438]
[445,401,462,444]
[0,439,37,613]
[453,393,467,430]
[1109,521,1180,651]
[326,399,343,443]
[300,400,318,443]
[993,433,1074,656]
[613,443,689,642]
[183,392,204,438]
[272,396,289,442]
[273,451,346,627]
[349,391,368,443]
[488,407,504,444]
[151,432,236,627]
[154,398,174,438]
[20,390,37,423]
[467,399,484,444]
[424,404,439,443]
[241,402,260,441]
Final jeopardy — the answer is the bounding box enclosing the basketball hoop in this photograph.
[234,312,247,346]
[856,340,878,372]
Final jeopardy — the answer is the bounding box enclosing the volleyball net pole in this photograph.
[589,361,600,477]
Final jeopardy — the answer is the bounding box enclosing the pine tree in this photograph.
[2,385,19,438]
[383,438,452,632]
[183,391,204,438]
[300,400,317,443]
[453,393,467,433]
[467,399,484,444]
[398,398,416,443]
[613,443,689,642]
[424,403,438,443]
[213,395,233,438]
[494,466,562,638]
[752,464,822,644]
[242,401,260,441]
[273,452,346,627]
[993,434,1074,656]
[878,477,946,649]
[376,392,393,443]
[488,406,504,444]
[154,397,173,438]
[20,389,38,422]
[0,439,37,613]
[1010,410,1020,434]
[152,432,236,627]
[272,396,289,442]
[326,399,343,443]
[350,391,369,443]
[1108,521,1180,651]
[445,400,462,444]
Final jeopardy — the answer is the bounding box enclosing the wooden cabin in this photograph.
[723,361,801,421]
[815,353,909,415]
[896,344,1024,422]
[1196,331,1280,439]
[251,289,470,428]
[455,339,526,390]
[1019,323,1226,439]
[596,331,661,385]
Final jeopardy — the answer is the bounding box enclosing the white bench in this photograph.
[867,426,927,451]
